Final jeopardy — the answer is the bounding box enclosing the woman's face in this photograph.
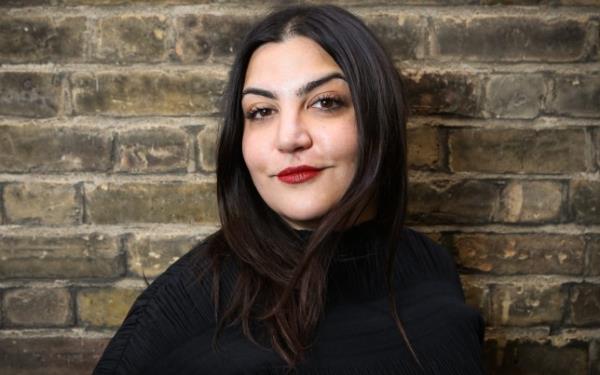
[241,36,359,230]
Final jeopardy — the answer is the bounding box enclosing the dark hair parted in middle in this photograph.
[208,4,414,368]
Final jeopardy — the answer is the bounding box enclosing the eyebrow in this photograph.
[241,72,346,99]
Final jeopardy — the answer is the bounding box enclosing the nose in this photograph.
[276,108,312,153]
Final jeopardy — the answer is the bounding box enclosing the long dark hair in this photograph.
[208,4,415,369]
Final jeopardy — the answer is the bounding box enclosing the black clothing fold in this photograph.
[93,222,485,374]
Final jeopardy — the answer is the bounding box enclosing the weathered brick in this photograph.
[85,181,218,224]
[593,340,600,375]
[77,287,141,327]
[568,283,600,326]
[3,288,72,327]
[490,283,567,325]
[490,339,588,375]
[3,182,80,225]
[0,16,86,63]
[570,180,600,224]
[588,235,600,277]
[71,71,224,116]
[594,128,600,170]
[431,16,588,62]
[0,0,52,5]
[0,337,108,375]
[174,14,258,64]
[115,127,190,173]
[407,127,440,169]
[0,233,123,279]
[460,277,491,320]
[454,233,584,275]
[0,72,61,118]
[196,125,217,173]
[403,71,481,117]
[408,179,501,224]
[550,75,600,117]
[449,128,586,174]
[363,14,426,60]
[127,233,205,277]
[484,75,546,118]
[496,180,564,223]
[0,125,112,173]
[95,16,168,63]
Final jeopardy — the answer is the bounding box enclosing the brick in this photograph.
[403,71,481,117]
[0,72,61,118]
[0,125,112,173]
[431,16,588,62]
[127,233,205,278]
[3,288,72,327]
[77,287,141,327]
[71,71,224,116]
[550,75,600,117]
[0,16,86,63]
[0,233,123,279]
[593,340,600,375]
[460,278,491,320]
[85,181,218,224]
[496,180,564,223]
[363,14,426,60]
[95,16,168,63]
[3,182,80,225]
[407,179,501,224]
[454,234,584,275]
[490,283,567,325]
[568,283,600,326]
[491,339,588,375]
[594,129,600,170]
[196,125,217,173]
[407,127,440,169]
[115,127,190,173]
[449,128,586,174]
[0,337,108,375]
[174,14,258,64]
[589,235,600,276]
[484,75,546,119]
[570,180,600,224]
[0,0,52,5]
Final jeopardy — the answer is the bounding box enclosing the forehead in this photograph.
[243,36,343,91]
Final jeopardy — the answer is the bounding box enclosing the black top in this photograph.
[93,221,485,374]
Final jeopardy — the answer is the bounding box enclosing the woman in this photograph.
[93,4,485,374]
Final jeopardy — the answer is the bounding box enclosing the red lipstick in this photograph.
[277,165,323,184]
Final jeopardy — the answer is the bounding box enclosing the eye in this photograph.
[245,107,274,121]
[311,94,344,111]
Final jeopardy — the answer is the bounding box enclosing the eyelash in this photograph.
[244,94,345,121]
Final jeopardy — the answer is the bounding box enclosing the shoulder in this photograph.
[394,227,465,295]
[93,231,225,375]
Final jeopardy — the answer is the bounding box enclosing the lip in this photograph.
[276,165,324,184]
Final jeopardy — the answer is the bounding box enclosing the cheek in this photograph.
[242,129,266,175]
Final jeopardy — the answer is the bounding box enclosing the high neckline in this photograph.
[294,219,387,261]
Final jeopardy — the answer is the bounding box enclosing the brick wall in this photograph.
[0,1,598,374]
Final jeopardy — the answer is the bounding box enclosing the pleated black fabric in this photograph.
[93,221,485,374]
